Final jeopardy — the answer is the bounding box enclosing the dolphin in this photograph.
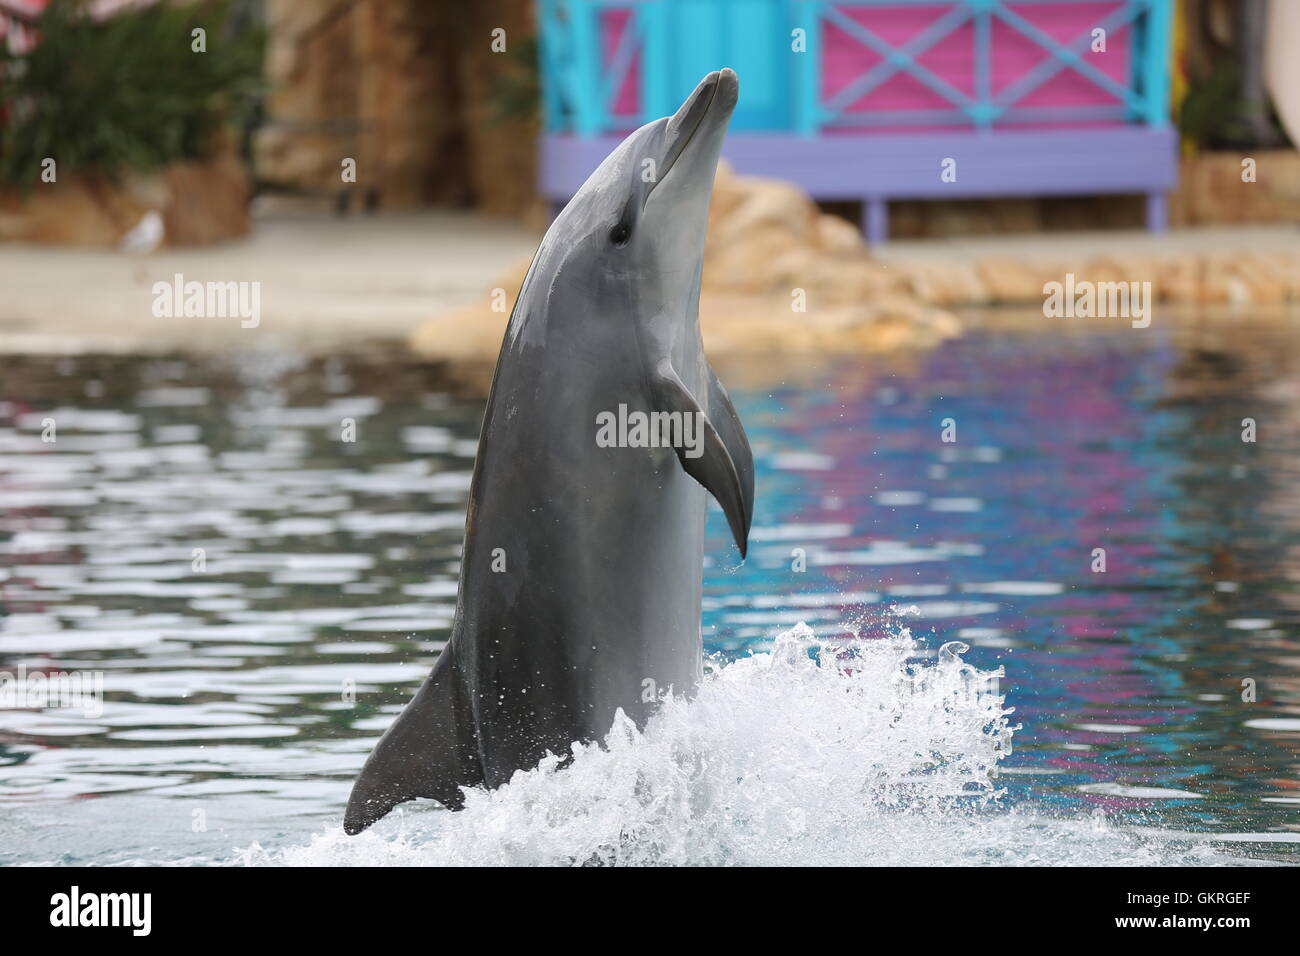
[344,69,753,834]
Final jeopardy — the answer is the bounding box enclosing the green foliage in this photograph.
[488,34,541,126]
[1179,57,1289,151]
[1178,58,1246,148]
[0,0,264,186]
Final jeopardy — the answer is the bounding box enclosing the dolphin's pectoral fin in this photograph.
[705,361,755,542]
[652,359,753,557]
[343,649,482,835]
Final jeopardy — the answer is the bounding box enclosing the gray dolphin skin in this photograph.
[344,69,753,835]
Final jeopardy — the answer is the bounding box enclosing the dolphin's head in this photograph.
[612,68,738,274]
[532,69,738,348]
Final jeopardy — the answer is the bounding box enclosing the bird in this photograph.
[119,209,165,255]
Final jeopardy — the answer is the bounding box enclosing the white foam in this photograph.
[232,624,1236,867]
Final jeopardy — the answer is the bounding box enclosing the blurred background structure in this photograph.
[1,0,1296,238]
[1,0,1298,357]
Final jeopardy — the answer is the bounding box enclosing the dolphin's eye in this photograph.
[609,222,632,247]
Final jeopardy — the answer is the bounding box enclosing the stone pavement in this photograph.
[0,210,539,355]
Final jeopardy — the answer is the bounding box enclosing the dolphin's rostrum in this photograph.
[345,69,753,834]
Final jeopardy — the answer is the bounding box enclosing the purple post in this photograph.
[863,197,889,245]
[1144,193,1167,233]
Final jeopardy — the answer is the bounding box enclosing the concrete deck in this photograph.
[1,213,1297,356]
[0,210,541,355]
[872,222,1300,263]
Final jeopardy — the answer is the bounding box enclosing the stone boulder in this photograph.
[411,161,961,364]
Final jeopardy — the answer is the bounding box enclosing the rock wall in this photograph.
[255,0,538,217]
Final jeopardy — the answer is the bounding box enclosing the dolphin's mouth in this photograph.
[648,68,737,199]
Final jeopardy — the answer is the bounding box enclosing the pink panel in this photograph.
[601,8,642,121]
[821,1,1132,125]
[822,4,958,111]
[996,3,1130,109]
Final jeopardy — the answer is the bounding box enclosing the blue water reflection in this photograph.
[2,322,1298,862]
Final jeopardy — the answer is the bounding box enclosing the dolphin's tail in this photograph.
[344,648,483,834]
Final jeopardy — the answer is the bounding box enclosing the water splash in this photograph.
[238,623,1035,865]
[234,623,1248,866]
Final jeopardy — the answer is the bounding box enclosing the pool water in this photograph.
[2,316,1299,865]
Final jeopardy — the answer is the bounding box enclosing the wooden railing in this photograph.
[537,0,1172,135]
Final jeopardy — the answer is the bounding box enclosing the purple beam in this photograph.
[540,127,1179,230]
